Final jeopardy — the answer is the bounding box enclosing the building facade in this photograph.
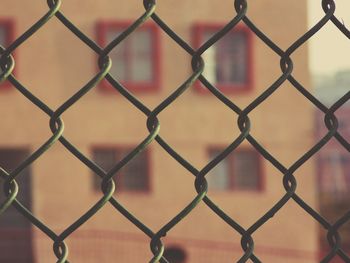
[315,71,350,260]
[0,1,316,262]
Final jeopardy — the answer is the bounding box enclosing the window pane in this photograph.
[92,148,149,192]
[202,31,217,83]
[233,151,259,190]
[105,28,154,83]
[130,57,152,82]
[132,30,151,54]
[106,29,127,80]
[130,30,152,82]
[92,149,117,190]
[120,150,148,191]
[93,149,117,172]
[218,31,247,84]
[112,58,127,80]
[207,150,230,191]
[201,29,248,86]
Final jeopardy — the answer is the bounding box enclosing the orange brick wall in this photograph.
[0,1,315,262]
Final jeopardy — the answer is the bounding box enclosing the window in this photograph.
[97,21,160,92]
[207,148,262,191]
[0,19,14,89]
[0,148,34,263]
[92,147,150,192]
[0,148,31,227]
[193,24,252,93]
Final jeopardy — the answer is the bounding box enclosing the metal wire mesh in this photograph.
[0,0,349,262]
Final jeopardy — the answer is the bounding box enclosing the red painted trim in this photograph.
[96,21,161,94]
[192,23,254,95]
[0,18,15,90]
[207,145,264,193]
[90,144,152,194]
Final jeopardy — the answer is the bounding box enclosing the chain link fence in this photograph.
[31,230,319,262]
[0,0,349,262]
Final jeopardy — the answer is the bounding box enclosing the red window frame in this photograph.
[0,18,15,90]
[193,23,253,94]
[91,145,152,194]
[207,147,264,192]
[96,21,161,93]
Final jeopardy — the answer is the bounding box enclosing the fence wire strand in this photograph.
[0,0,349,262]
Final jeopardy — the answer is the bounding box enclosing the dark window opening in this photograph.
[207,148,262,191]
[92,147,150,192]
[0,148,34,263]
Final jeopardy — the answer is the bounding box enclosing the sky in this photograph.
[308,0,350,76]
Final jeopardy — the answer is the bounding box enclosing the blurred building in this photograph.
[314,70,350,259]
[0,1,316,262]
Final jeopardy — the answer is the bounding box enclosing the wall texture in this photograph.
[0,1,316,262]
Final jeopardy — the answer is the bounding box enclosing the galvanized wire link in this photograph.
[0,0,350,262]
